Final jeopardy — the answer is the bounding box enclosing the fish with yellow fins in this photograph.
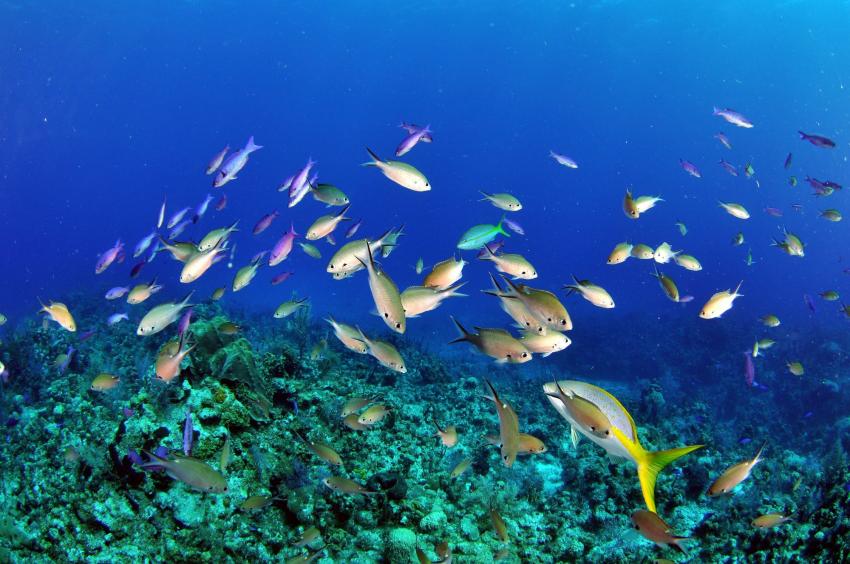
[543,380,702,513]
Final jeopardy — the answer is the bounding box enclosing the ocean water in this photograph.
[2,2,850,562]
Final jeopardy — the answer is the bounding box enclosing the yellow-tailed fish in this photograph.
[708,442,765,496]
[233,256,263,292]
[699,281,743,319]
[274,297,309,319]
[450,318,532,364]
[479,245,537,280]
[631,510,689,554]
[322,476,375,495]
[673,254,702,271]
[484,380,520,467]
[325,317,368,354]
[450,457,472,478]
[564,275,615,308]
[543,379,702,512]
[787,361,804,376]
[363,147,430,192]
[198,221,239,252]
[39,300,76,332]
[479,191,522,212]
[752,513,793,528]
[355,327,406,373]
[519,330,571,357]
[306,204,351,240]
[607,242,633,265]
[423,256,466,290]
[400,283,467,317]
[137,292,193,336]
[141,451,228,493]
[90,373,120,392]
[631,244,655,260]
[127,279,163,305]
[651,266,680,302]
[719,201,750,219]
[358,243,405,333]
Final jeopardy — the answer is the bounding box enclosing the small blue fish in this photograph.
[107,313,129,326]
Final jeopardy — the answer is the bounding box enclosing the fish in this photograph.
[400,122,433,142]
[798,131,835,148]
[494,276,572,332]
[719,202,750,219]
[708,442,765,496]
[713,107,754,128]
[211,287,226,301]
[205,146,229,175]
[183,410,194,455]
[322,476,375,495]
[518,329,571,357]
[358,404,391,425]
[423,256,467,290]
[39,300,77,332]
[215,194,227,211]
[288,158,318,205]
[357,243,405,333]
[564,275,615,308]
[239,496,273,512]
[760,314,780,328]
[217,322,240,335]
[355,327,406,373]
[294,526,321,548]
[105,287,130,300]
[744,162,755,179]
[154,333,195,384]
[433,419,458,447]
[699,281,743,319]
[137,292,193,336]
[550,150,578,168]
[306,204,350,240]
[168,219,192,240]
[502,217,524,235]
[141,451,228,493]
[233,255,264,292]
[274,297,309,319]
[651,266,680,302]
[312,183,350,207]
[400,283,467,317]
[752,514,793,528]
[457,219,509,250]
[342,414,369,431]
[483,274,547,334]
[326,229,394,278]
[340,397,372,417]
[269,223,299,266]
[415,258,424,274]
[679,159,701,178]
[788,176,798,187]
[631,510,689,553]
[198,221,239,252]
[479,191,522,212]
[450,318,532,364]
[133,231,158,258]
[326,317,368,354]
[764,207,783,217]
[345,219,363,239]
[483,380,521,467]
[819,290,840,301]
[786,361,804,376]
[544,380,612,442]
[543,379,703,512]
[127,279,163,304]
[479,245,537,280]
[484,432,547,455]
[653,243,679,264]
[213,136,262,187]
[395,124,431,157]
[634,195,664,214]
[732,232,744,246]
[180,240,228,283]
[607,242,633,265]
[673,254,702,272]
[743,352,755,387]
[285,547,325,564]
[631,244,655,260]
[623,189,639,219]
[157,197,167,228]
[380,224,405,258]
[95,240,124,274]
[192,194,214,223]
[90,373,120,392]
[299,242,322,259]
[714,132,732,149]
[294,431,343,466]
[271,271,294,285]
[450,458,473,478]
[820,209,842,222]
[166,207,191,230]
[363,147,430,191]
[718,159,738,176]
[784,152,793,169]
[253,211,279,235]
[107,313,128,326]
[157,238,197,263]
[490,507,509,541]
[804,294,816,313]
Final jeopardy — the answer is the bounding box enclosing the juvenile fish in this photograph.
[708,442,765,496]
[205,145,229,175]
[713,107,754,128]
[550,150,578,168]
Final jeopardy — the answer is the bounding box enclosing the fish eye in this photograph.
[604,430,610,436]
[395,322,401,329]
[521,352,528,358]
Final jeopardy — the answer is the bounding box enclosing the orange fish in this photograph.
[433,418,458,447]
[155,332,195,383]
[631,510,688,553]
[708,442,765,496]
[322,476,375,495]
[295,431,343,466]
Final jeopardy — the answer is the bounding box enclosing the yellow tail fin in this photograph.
[611,427,703,513]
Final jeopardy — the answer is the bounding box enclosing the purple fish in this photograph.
[107,313,129,326]
[169,219,192,240]
[400,122,433,143]
[177,308,193,338]
[743,352,755,387]
[326,233,336,246]
[503,217,525,235]
[718,159,738,177]
[78,329,97,342]
[288,172,317,209]
[269,223,298,266]
[213,136,263,188]
[253,211,279,235]
[799,131,836,149]
[805,177,828,190]
[679,159,701,178]
[277,175,294,193]
[251,250,268,264]
[105,286,130,300]
[192,194,214,224]
[764,207,783,217]
[214,194,227,211]
[127,449,144,466]
[122,407,135,418]
[58,346,75,374]
[133,231,157,258]
[804,293,816,313]
[345,219,363,239]
[271,271,294,285]
[714,132,732,149]
[823,180,843,190]
[784,152,793,169]
[95,239,124,274]
[712,107,753,128]
[395,124,431,157]
[205,146,229,175]
[183,410,193,456]
[549,150,578,169]
[738,437,752,445]
[677,295,694,303]
[289,158,317,202]
[167,207,191,229]
[130,260,146,278]
[477,240,506,258]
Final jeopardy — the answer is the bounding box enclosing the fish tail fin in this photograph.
[798,131,807,139]
[448,316,470,344]
[479,243,497,261]
[180,291,195,309]
[444,281,468,298]
[337,204,351,220]
[478,190,491,201]
[245,136,262,152]
[483,272,505,296]
[363,147,381,167]
[712,106,719,115]
[734,280,744,296]
[496,215,510,237]
[671,537,690,554]
[140,449,170,469]
[752,440,767,466]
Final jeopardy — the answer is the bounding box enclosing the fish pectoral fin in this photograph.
[570,425,580,449]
